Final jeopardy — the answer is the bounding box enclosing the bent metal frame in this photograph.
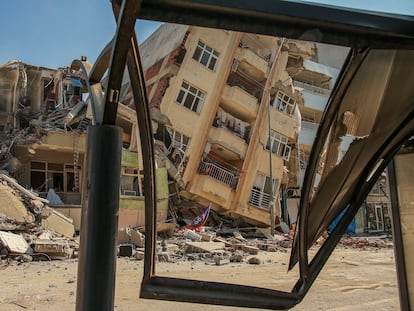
[74,1,414,310]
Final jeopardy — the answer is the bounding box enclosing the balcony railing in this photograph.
[248,188,271,210]
[198,157,239,188]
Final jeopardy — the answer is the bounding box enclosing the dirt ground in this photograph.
[0,245,399,311]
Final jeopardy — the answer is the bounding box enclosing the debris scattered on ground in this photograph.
[115,224,299,266]
[337,235,393,249]
[113,222,394,267]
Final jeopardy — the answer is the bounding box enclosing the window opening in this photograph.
[266,130,292,161]
[272,91,296,116]
[193,40,219,70]
[176,81,206,113]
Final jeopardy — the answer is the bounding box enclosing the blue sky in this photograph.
[1,0,413,69]
[0,0,161,68]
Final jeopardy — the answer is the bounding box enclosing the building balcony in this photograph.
[209,126,248,161]
[235,47,269,80]
[198,156,239,189]
[293,80,331,97]
[40,131,86,152]
[248,188,271,210]
[221,84,258,122]
[269,106,297,139]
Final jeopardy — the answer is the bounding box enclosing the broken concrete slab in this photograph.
[41,209,75,238]
[0,183,35,224]
[241,245,259,255]
[199,232,213,242]
[214,256,230,266]
[34,239,72,259]
[183,229,202,241]
[233,231,246,241]
[0,231,33,254]
[213,236,233,247]
[185,241,225,253]
[0,173,49,204]
[117,228,131,244]
[164,243,179,252]
[133,250,145,260]
[139,222,175,237]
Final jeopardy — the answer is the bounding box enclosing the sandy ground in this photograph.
[0,246,399,311]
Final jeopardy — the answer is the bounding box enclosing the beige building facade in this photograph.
[121,24,324,227]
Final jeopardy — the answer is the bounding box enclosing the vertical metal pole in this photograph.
[267,96,275,236]
[387,159,411,311]
[76,125,122,311]
[266,38,286,236]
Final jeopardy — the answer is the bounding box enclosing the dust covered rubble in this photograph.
[0,174,78,262]
[117,225,394,266]
[336,235,393,249]
[116,226,293,266]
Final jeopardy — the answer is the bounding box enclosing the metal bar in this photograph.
[292,117,414,297]
[101,0,140,125]
[141,276,300,310]
[127,30,158,281]
[198,159,237,186]
[70,59,105,125]
[75,125,122,311]
[387,159,411,311]
[292,162,387,295]
[89,39,114,84]
[137,0,414,49]
[118,16,157,283]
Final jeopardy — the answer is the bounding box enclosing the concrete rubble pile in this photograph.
[117,225,294,265]
[116,221,394,266]
[0,174,78,262]
[337,235,393,249]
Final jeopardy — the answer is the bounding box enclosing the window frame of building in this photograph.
[166,127,191,172]
[366,202,389,233]
[192,40,220,71]
[167,127,190,153]
[248,172,279,210]
[120,166,144,197]
[272,91,296,116]
[30,161,80,194]
[301,111,317,123]
[266,130,292,161]
[64,164,81,192]
[176,81,206,114]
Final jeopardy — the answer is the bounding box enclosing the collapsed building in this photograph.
[120,24,344,228]
[0,25,390,234]
[0,60,169,233]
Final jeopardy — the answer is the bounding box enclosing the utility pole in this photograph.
[267,38,286,236]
